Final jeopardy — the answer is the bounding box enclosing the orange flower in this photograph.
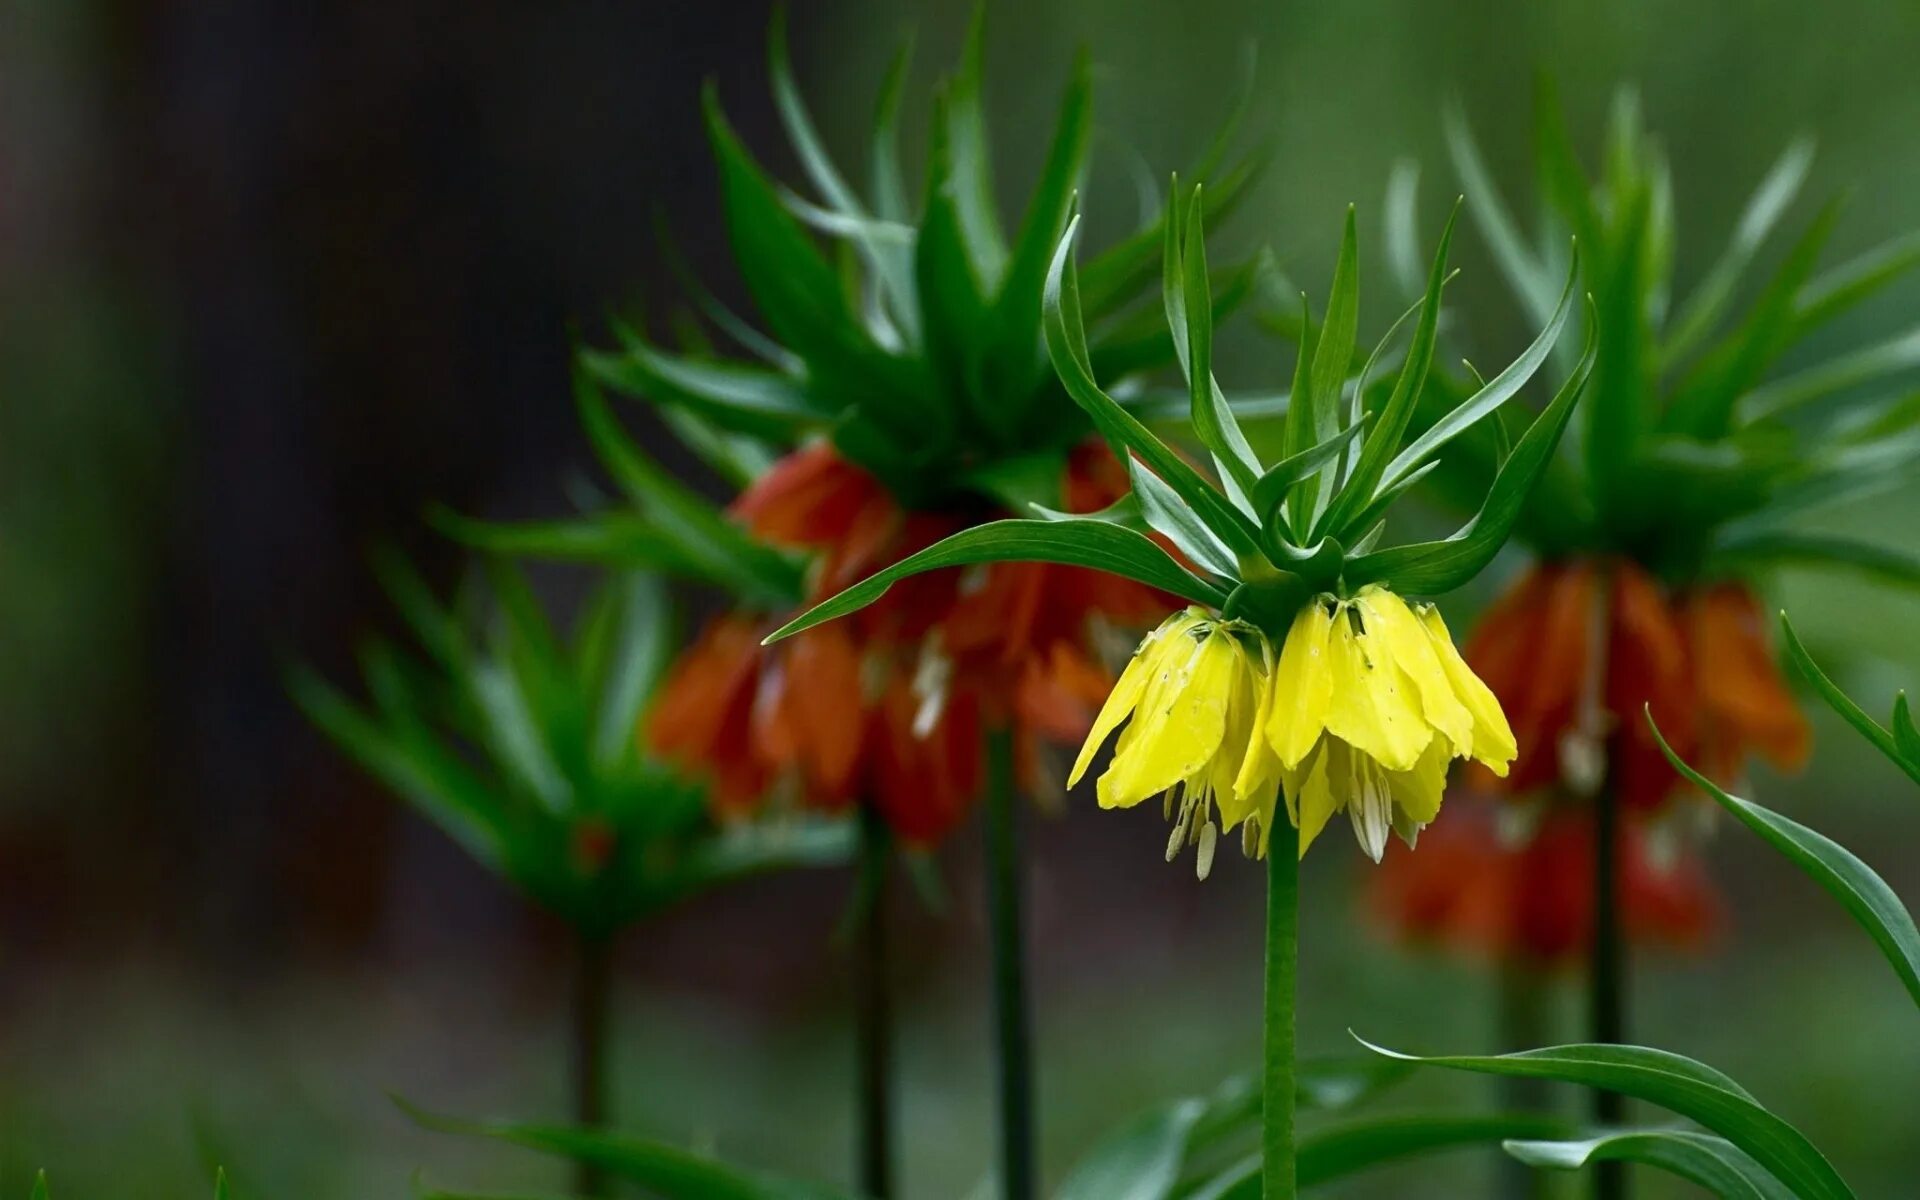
[646,438,1163,844]
[1466,559,1807,811]
[1369,799,1719,966]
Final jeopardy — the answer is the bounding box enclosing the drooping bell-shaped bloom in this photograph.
[1266,588,1516,861]
[1465,559,1809,810]
[1073,588,1518,870]
[649,438,1167,845]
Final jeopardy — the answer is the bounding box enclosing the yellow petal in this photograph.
[1290,738,1341,858]
[1385,734,1452,826]
[1068,611,1196,787]
[1266,600,1335,769]
[1209,639,1260,827]
[1418,604,1518,773]
[1321,604,1431,772]
[1097,624,1234,809]
[1358,587,1474,759]
[1228,636,1281,825]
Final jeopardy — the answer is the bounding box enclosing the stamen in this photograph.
[1196,820,1219,880]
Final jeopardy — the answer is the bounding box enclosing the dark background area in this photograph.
[3,0,1918,1195]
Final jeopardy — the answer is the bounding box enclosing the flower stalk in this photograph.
[1263,819,1300,1200]
[570,928,613,1198]
[853,805,896,1199]
[984,727,1036,1200]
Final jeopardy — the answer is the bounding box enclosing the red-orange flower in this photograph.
[645,438,1163,845]
[1369,799,1719,966]
[1465,559,1809,811]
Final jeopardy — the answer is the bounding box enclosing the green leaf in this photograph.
[765,519,1225,644]
[591,574,672,769]
[687,818,856,887]
[1666,200,1840,438]
[1357,1038,1856,1200]
[1781,614,1920,787]
[870,37,914,224]
[1383,159,1424,301]
[1381,250,1578,490]
[1300,207,1361,522]
[396,1099,853,1200]
[987,48,1092,377]
[213,1168,230,1200]
[1894,693,1920,765]
[942,5,1008,286]
[1661,136,1815,371]
[1505,1131,1795,1200]
[1077,148,1265,322]
[766,7,915,324]
[1649,706,1920,1008]
[916,98,994,425]
[432,509,706,574]
[1712,531,1920,591]
[1794,229,1920,338]
[1130,459,1239,578]
[1168,184,1263,498]
[1045,215,1263,562]
[1250,420,1369,526]
[1187,1113,1573,1199]
[1345,298,1596,594]
[582,325,820,441]
[370,545,462,668]
[703,86,885,382]
[1739,324,1920,423]
[1444,102,1556,328]
[574,371,803,607]
[1317,205,1458,541]
[288,664,508,874]
[30,1172,47,1200]
[1054,1098,1204,1200]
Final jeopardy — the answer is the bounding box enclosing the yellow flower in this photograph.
[1072,589,1516,872]
[1069,608,1273,878]
[1265,586,1515,861]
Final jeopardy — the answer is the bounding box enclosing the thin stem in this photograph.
[854,806,897,1199]
[983,728,1035,1200]
[1591,779,1627,1200]
[1497,964,1551,1200]
[570,928,613,1198]
[1263,821,1299,1200]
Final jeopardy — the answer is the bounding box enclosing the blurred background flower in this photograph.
[4,0,1919,1196]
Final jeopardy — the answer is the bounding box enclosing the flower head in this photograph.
[1070,589,1517,870]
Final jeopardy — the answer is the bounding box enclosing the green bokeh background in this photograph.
[2,0,1917,1195]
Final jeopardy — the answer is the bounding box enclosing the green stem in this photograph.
[1263,821,1299,1200]
[570,928,613,1198]
[1591,780,1627,1200]
[983,728,1035,1200]
[854,806,896,1199]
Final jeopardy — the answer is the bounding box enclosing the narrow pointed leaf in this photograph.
[1781,614,1920,787]
[1382,250,1577,489]
[1662,136,1815,370]
[1169,185,1262,494]
[765,519,1225,644]
[1739,324,1920,423]
[1188,1113,1574,1199]
[1445,103,1555,326]
[1317,206,1458,539]
[1505,1131,1795,1200]
[1045,216,1263,560]
[1357,1038,1855,1200]
[1054,1098,1204,1200]
[1346,300,1596,593]
[1650,710,1920,1009]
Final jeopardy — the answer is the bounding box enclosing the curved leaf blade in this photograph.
[1505,1130,1796,1200]
[1649,710,1920,1008]
[1356,1038,1855,1200]
[765,519,1224,644]
[1780,615,1920,786]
